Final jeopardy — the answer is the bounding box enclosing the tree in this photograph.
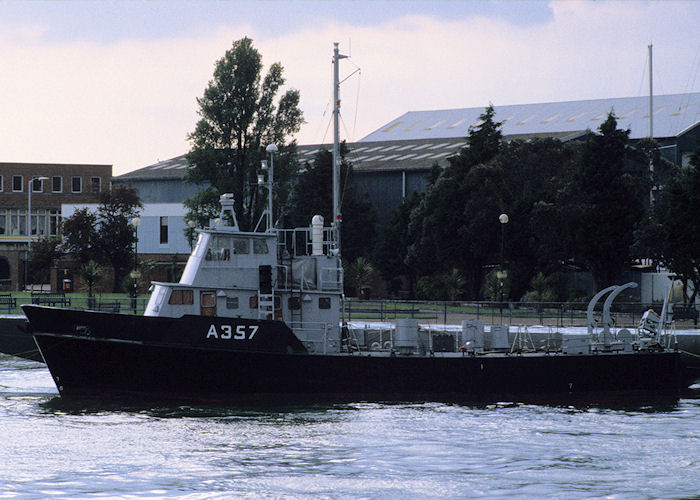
[374,192,422,297]
[406,105,504,298]
[561,113,649,289]
[96,185,143,291]
[79,260,103,301]
[643,146,700,303]
[285,145,376,263]
[346,257,374,298]
[185,37,304,231]
[61,208,99,265]
[61,185,142,292]
[29,236,62,283]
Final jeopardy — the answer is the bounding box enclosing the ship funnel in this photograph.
[311,215,324,255]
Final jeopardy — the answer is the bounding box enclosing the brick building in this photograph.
[0,162,112,291]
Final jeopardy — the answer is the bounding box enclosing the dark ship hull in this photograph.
[25,305,684,404]
[0,315,43,362]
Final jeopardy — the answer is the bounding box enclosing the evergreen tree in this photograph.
[285,144,375,263]
[562,113,649,289]
[643,145,700,303]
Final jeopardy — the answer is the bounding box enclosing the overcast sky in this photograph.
[1,0,699,175]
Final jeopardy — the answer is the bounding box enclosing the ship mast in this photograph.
[648,44,654,206]
[332,42,347,252]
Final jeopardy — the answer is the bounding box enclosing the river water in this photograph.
[1,355,699,499]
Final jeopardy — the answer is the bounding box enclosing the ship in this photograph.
[20,43,688,404]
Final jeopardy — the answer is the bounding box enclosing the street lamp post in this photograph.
[26,176,49,289]
[130,217,141,313]
[265,144,278,232]
[498,213,509,323]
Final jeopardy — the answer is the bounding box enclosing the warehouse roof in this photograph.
[360,92,700,142]
[118,92,700,180]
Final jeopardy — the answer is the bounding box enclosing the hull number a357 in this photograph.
[206,324,259,340]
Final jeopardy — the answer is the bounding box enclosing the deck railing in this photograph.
[344,298,684,328]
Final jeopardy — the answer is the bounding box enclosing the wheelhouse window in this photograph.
[71,176,82,193]
[52,176,62,193]
[225,296,239,309]
[168,289,194,305]
[205,235,231,261]
[12,175,23,192]
[91,176,101,193]
[319,297,331,309]
[160,216,168,244]
[253,239,269,254]
[233,237,250,254]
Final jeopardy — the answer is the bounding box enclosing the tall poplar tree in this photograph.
[185,37,303,231]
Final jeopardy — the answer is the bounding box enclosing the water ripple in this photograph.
[1,357,699,498]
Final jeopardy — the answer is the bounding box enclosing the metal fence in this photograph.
[344,298,675,328]
[0,294,149,316]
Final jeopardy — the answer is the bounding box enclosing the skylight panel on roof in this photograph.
[352,147,369,153]
[404,121,423,131]
[380,145,400,152]
[395,144,416,151]
[428,152,452,160]
[566,112,587,123]
[396,153,417,160]
[540,113,560,124]
[428,142,450,149]
[590,112,607,121]
[516,114,536,126]
[671,105,691,116]
[618,109,638,119]
[382,122,402,133]
[643,106,666,117]
[448,118,468,129]
[413,153,433,160]
[382,155,401,161]
[671,104,691,116]
[363,146,384,153]
[426,120,445,130]
[412,144,431,151]
[366,155,386,162]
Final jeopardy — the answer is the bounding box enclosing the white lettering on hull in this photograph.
[206,324,259,340]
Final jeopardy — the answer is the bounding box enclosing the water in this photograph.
[2,355,699,499]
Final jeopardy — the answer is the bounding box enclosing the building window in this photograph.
[9,209,27,235]
[0,175,3,192]
[91,177,101,193]
[71,176,82,193]
[0,210,6,235]
[160,216,168,244]
[52,176,62,193]
[31,178,43,192]
[12,175,23,192]
[49,209,60,236]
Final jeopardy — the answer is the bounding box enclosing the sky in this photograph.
[1,0,699,175]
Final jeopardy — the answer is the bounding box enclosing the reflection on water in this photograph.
[1,356,699,498]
